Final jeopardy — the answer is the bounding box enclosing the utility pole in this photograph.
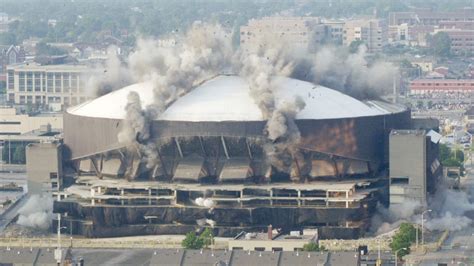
[55,213,62,266]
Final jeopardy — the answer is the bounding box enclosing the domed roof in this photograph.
[68,75,398,121]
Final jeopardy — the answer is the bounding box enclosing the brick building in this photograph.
[409,79,474,94]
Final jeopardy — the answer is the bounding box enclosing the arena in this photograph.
[55,74,411,239]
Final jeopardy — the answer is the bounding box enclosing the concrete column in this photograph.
[148,189,152,205]
[325,191,329,207]
[297,190,301,207]
[270,189,273,206]
[91,199,95,206]
[345,190,348,199]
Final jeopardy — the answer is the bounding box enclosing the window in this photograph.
[391,177,409,185]
[26,72,33,92]
[50,173,58,179]
[232,247,243,250]
[63,73,70,93]
[71,74,77,92]
[19,95,25,104]
[272,247,283,252]
[0,121,20,125]
[26,96,32,103]
[254,247,265,251]
[7,70,14,90]
[34,72,41,92]
[54,73,62,93]
[19,72,25,92]
[47,73,54,92]
[35,96,41,104]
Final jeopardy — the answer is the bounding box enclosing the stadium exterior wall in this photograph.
[63,109,411,164]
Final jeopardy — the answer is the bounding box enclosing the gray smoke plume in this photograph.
[425,183,474,231]
[117,23,233,170]
[239,44,306,173]
[85,46,132,98]
[117,91,158,169]
[309,45,398,99]
[17,195,53,230]
[372,180,474,235]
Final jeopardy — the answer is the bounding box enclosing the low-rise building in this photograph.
[0,107,62,138]
[433,28,474,53]
[409,79,474,94]
[228,228,318,252]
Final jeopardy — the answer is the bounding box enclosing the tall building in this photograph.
[6,63,94,110]
[240,16,338,54]
[389,130,441,205]
[343,19,387,52]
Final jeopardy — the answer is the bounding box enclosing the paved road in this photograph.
[0,194,28,232]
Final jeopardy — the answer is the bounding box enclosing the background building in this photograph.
[26,141,63,194]
[343,19,387,52]
[409,79,474,94]
[6,63,93,110]
[389,130,441,205]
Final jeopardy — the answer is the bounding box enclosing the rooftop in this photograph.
[68,75,405,121]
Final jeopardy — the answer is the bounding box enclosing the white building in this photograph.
[6,63,95,110]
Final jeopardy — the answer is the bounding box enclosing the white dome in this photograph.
[68,75,393,121]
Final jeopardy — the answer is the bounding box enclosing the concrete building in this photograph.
[240,16,335,54]
[409,79,474,94]
[389,130,441,205]
[51,75,411,239]
[26,141,63,195]
[6,63,94,110]
[0,107,62,138]
[343,19,387,52]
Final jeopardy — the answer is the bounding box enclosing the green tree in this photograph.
[302,242,326,251]
[0,32,16,45]
[439,144,451,162]
[12,145,25,164]
[429,32,451,57]
[454,149,464,162]
[199,228,214,248]
[35,42,67,56]
[416,100,424,109]
[181,231,204,249]
[390,223,418,258]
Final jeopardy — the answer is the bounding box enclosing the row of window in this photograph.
[10,71,86,93]
[18,95,88,105]
[412,83,474,86]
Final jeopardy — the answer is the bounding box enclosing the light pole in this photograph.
[395,247,407,266]
[421,209,432,246]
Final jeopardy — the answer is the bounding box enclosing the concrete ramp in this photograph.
[173,156,205,182]
[219,158,250,182]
